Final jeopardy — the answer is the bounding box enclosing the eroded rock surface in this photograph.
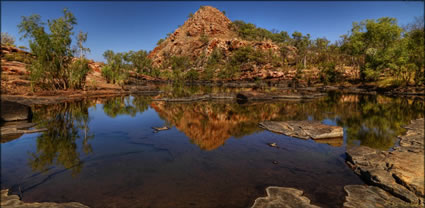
[251,186,320,208]
[346,118,424,205]
[1,189,89,208]
[343,185,414,208]
[259,120,343,139]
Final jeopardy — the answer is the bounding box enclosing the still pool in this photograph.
[1,92,424,208]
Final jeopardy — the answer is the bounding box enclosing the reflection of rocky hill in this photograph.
[151,101,288,150]
[150,93,424,150]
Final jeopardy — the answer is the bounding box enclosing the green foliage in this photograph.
[101,50,131,84]
[157,38,165,45]
[229,46,266,66]
[319,62,341,84]
[1,32,15,46]
[69,58,90,89]
[185,69,199,81]
[170,56,190,80]
[126,50,152,74]
[404,16,424,85]
[18,9,90,90]
[342,17,404,81]
[76,31,90,58]
[231,20,290,44]
[199,33,209,45]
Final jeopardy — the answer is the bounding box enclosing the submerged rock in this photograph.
[1,101,32,122]
[1,121,47,139]
[1,189,89,208]
[152,126,171,133]
[345,118,425,205]
[259,120,343,140]
[251,186,320,208]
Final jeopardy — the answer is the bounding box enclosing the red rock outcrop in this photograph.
[147,6,297,80]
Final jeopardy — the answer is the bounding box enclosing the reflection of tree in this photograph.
[102,96,150,118]
[29,101,95,176]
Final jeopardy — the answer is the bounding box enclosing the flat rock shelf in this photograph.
[259,120,344,139]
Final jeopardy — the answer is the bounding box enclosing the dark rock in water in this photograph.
[345,118,425,205]
[259,120,343,139]
[343,185,411,208]
[1,101,32,122]
[251,186,320,208]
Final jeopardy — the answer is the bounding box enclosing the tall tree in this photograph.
[18,9,90,90]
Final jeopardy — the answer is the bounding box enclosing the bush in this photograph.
[3,54,15,61]
[101,65,114,83]
[157,38,165,46]
[1,32,15,46]
[200,33,209,45]
[69,58,90,89]
[319,62,341,84]
[185,69,199,81]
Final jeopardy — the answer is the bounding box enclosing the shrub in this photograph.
[185,69,199,81]
[1,32,15,46]
[319,62,341,84]
[3,54,15,61]
[69,58,90,89]
[200,33,209,45]
[157,38,165,46]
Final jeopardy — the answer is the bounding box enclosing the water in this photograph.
[1,89,424,208]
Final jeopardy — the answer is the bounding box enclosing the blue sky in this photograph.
[2,1,423,61]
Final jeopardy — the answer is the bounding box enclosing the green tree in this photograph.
[18,9,90,90]
[76,31,90,58]
[342,17,404,81]
[292,31,311,68]
[101,50,130,84]
[126,50,152,74]
[404,16,424,85]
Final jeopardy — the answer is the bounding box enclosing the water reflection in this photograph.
[151,93,424,150]
[102,96,151,118]
[22,92,424,177]
[2,90,423,208]
[29,101,95,176]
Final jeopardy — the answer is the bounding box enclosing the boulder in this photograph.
[1,101,32,122]
[251,186,320,208]
[259,120,343,139]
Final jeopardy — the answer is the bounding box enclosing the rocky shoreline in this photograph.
[251,118,424,208]
[1,189,89,208]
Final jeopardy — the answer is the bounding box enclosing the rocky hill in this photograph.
[148,6,298,80]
